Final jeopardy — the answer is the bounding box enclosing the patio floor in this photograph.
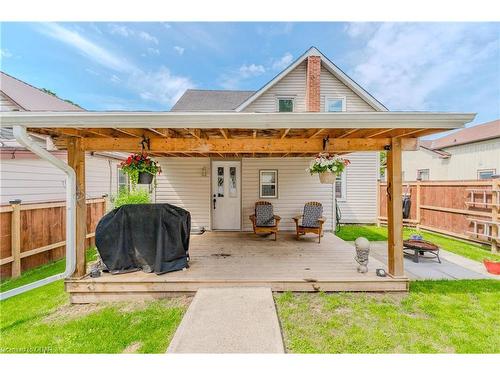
[66,232,408,303]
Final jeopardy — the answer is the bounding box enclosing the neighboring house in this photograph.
[402,120,500,181]
[157,47,384,230]
[0,71,124,204]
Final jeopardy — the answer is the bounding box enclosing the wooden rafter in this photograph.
[366,128,394,138]
[185,128,202,139]
[148,128,170,137]
[337,128,361,138]
[280,128,291,139]
[308,128,325,138]
[219,128,230,139]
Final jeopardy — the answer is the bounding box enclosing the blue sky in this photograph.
[1,22,498,125]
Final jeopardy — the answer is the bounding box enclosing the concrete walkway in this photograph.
[368,241,499,280]
[167,287,284,353]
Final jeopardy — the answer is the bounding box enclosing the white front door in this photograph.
[212,161,241,230]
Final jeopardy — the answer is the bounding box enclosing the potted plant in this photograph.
[483,258,500,275]
[120,152,162,187]
[307,153,350,184]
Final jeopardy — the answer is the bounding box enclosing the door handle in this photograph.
[213,194,217,210]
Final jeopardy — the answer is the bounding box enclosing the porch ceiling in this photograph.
[1,111,475,157]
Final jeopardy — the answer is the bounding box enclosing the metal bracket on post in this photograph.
[141,136,150,153]
[322,136,329,152]
[384,144,391,151]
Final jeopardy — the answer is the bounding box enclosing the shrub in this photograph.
[113,189,151,208]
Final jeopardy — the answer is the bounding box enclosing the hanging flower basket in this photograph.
[120,152,161,187]
[138,171,154,185]
[307,153,350,184]
[319,171,336,184]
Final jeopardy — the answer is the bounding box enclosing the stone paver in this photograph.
[167,287,284,353]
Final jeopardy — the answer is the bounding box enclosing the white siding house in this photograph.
[159,47,384,230]
[0,71,125,205]
[402,120,500,181]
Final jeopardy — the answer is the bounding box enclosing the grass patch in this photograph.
[275,280,500,353]
[1,248,98,292]
[0,248,189,353]
[336,225,500,262]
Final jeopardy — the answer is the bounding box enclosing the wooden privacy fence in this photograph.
[0,198,108,279]
[377,179,500,253]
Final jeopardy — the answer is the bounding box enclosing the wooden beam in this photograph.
[67,138,87,277]
[79,128,115,138]
[367,128,393,138]
[185,128,201,139]
[148,128,170,137]
[386,137,404,277]
[10,201,21,278]
[80,137,418,153]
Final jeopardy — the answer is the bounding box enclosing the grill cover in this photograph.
[95,204,190,274]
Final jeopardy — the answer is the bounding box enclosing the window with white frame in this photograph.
[478,169,496,180]
[277,97,294,112]
[335,172,347,200]
[259,170,278,198]
[417,169,430,181]
[325,97,346,112]
[117,168,129,193]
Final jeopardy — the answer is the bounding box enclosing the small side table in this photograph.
[403,239,441,263]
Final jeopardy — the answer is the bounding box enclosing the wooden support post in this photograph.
[386,138,404,277]
[68,138,87,277]
[491,179,499,253]
[376,180,381,227]
[10,200,22,278]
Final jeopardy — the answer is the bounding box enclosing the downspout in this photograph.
[0,126,76,300]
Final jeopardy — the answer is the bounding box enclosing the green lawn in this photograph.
[336,225,500,262]
[275,280,500,353]
[0,248,189,353]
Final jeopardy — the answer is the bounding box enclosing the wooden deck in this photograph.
[66,232,409,303]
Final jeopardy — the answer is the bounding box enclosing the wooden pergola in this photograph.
[1,111,475,283]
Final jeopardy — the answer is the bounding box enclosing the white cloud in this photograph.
[272,52,293,70]
[137,31,159,45]
[108,24,158,45]
[344,23,499,110]
[38,23,194,107]
[147,47,160,55]
[110,74,121,83]
[220,63,266,89]
[1,49,13,58]
[239,64,265,78]
[173,46,185,55]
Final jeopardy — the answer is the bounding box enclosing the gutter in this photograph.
[0,126,76,300]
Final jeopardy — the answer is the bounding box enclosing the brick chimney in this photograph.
[306,55,321,112]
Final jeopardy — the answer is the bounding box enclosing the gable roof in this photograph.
[421,119,500,150]
[235,46,388,112]
[0,71,83,111]
[171,89,255,112]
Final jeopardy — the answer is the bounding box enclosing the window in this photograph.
[417,169,430,181]
[217,167,224,197]
[335,172,347,200]
[117,168,129,193]
[478,169,496,180]
[259,170,278,198]
[277,98,294,112]
[325,97,346,112]
[229,166,237,197]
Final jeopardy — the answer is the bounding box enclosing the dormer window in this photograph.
[277,97,294,112]
[325,97,346,112]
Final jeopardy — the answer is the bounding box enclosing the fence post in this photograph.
[10,199,22,278]
[492,179,499,253]
[415,180,421,230]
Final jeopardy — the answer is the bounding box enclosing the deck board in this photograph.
[66,232,408,303]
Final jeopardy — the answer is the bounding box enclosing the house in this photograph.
[161,49,385,231]
[402,120,500,181]
[0,71,125,205]
[1,46,475,300]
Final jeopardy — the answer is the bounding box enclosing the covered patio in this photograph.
[66,232,408,303]
[0,111,475,301]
